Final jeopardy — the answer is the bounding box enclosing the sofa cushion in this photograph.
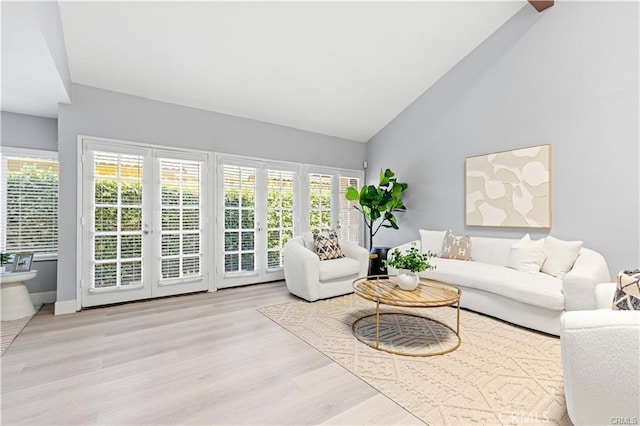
[507,247,547,274]
[541,236,583,278]
[318,257,361,281]
[440,230,472,261]
[420,258,565,311]
[470,236,520,267]
[506,234,547,274]
[419,229,446,255]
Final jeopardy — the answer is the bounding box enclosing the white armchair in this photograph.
[561,283,640,425]
[283,236,369,302]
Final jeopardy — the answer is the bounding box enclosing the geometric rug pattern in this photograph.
[259,294,571,425]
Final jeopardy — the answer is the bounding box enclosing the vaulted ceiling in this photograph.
[3,1,528,142]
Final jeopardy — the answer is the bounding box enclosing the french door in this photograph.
[81,140,209,307]
[217,158,297,288]
[217,156,363,288]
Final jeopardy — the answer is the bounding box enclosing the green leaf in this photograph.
[345,187,359,201]
[342,168,408,247]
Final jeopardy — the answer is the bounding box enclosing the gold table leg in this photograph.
[375,299,380,349]
[456,301,460,335]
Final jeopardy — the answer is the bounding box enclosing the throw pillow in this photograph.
[313,231,345,261]
[440,230,472,261]
[612,269,640,310]
[507,234,547,274]
[540,236,583,278]
[419,229,447,256]
[512,234,532,248]
[507,247,547,274]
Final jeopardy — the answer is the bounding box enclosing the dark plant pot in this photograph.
[369,247,390,276]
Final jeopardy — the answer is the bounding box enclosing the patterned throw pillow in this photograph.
[313,231,345,261]
[612,269,640,310]
[440,230,472,261]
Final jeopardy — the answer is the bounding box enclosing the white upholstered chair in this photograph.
[283,236,369,302]
[561,283,640,425]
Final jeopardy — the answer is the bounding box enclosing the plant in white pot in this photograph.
[1,253,12,273]
[384,246,436,290]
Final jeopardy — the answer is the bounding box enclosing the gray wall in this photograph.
[366,2,639,276]
[57,84,366,302]
[1,111,59,294]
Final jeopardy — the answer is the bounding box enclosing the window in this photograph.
[216,153,363,289]
[223,165,256,273]
[308,173,332,233]
[339,176,361,244]
[1,148,59,258]
[92,151,144,288]
[266,169,294,269]
[159,158,202,280]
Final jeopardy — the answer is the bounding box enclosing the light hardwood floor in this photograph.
[1,282,423,425]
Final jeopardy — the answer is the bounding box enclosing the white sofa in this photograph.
[283,236,369,302]
[391,234,610,335]
[561,283,640,425]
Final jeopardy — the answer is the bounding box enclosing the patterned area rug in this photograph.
[1,305,40,355]
[259,295,570,425]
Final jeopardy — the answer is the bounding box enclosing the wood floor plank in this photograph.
[1,282,423,425]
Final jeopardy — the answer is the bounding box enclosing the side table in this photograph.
[1,270,38,320]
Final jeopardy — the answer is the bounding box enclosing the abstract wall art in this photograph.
[465,144,552,228]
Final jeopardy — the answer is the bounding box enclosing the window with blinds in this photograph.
[160,158,202,281]
[309,173,332,233]
[92,152,144,288]
[339,176,361,244]
[266,169,294,269]
[1,150,59,257]
[223,165,256,273]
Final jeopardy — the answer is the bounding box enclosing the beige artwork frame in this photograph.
[465,144,552,229]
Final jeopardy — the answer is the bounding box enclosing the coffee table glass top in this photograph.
[353,275,460,308]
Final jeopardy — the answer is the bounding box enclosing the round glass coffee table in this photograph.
[352,275,461,357]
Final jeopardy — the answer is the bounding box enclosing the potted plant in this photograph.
[1,253,12,273]
[384,246,436,290]
[345,168,408,274]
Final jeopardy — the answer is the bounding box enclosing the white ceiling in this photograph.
[3,1,527,142]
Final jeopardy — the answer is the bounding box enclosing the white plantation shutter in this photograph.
[91,152,144,288]
[339,176,361,244]
[266,169,295,269]
[0,149,59,257]
[308,173,332,233]
[223,165,256,274]
[159,158,203,281]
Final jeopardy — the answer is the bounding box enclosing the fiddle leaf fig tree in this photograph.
[345,168,408,250]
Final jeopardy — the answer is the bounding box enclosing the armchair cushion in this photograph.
[318,257,361,281]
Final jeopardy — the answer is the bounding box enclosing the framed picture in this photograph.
[465,144,552,228]
[12,252,34,272]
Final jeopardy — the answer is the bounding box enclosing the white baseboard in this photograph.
[30,291,56,305]
[54,299,78,315]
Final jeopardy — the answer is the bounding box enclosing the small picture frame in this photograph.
[12,252,34,272]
